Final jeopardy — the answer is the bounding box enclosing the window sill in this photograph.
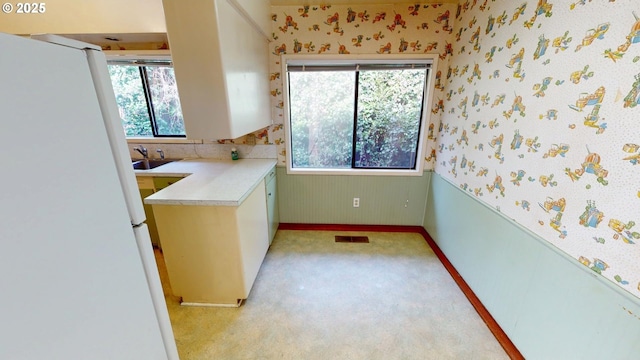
[286,167,424,177]
[126,137,202,144]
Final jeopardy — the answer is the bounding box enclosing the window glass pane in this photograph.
[289,71,355,168]
[108,65,152,137]
[144,67,186,136]
[355,69,425,169]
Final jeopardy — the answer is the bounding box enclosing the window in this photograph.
[283,56,434,175]
[107,62,185,137]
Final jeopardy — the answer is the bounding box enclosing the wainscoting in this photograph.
[276,166,431,226]
[423,173,640,359]
[274,168,640,358]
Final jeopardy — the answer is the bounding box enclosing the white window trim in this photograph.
[125,137,201,144]
[281,54,439,176]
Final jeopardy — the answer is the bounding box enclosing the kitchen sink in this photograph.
[132,159,179,170]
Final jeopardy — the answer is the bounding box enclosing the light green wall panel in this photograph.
[424,173,640,359]
[276,167,430,225]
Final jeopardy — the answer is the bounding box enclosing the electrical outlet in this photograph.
[353,197,360,207]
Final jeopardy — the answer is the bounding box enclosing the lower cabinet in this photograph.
[265,168,279,244]
[152,181,269,306]
[136,176,183,249]
[153,177,182,190]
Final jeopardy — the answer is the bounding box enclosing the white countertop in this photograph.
[137,158,277,206]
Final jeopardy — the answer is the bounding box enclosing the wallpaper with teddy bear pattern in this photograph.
[265,1,640,300]
[437,0,640,299]
[266,2,457,163]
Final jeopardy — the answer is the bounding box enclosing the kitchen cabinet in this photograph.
[232,0,270,37]
[136,176,160,247]
[152,180,269,306]
[153,177,183,191]
[141,159,276,306]
[136,176,183,248]
[162,0,271,140]
[265,168,279,244]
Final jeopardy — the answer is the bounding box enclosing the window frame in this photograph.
[281,54,438,176]
[107,55,186,138]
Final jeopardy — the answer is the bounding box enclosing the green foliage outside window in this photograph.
[356,69,424,169]
[144,67,185,136]
[108,65,151,136]
[289,71,355,168]
[108,65,185,137]
[288,67,426,169]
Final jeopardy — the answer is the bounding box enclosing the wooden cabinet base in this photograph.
[152,180,269,306]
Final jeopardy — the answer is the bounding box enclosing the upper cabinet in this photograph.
[162,0,272,140]
[230,0,271,38]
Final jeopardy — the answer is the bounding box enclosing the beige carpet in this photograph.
[156,230,509,360]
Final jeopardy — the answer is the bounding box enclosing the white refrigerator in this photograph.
[0,33,179,359]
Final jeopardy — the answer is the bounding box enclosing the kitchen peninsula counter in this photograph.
[136,158,277,307]
[136,158,276,206]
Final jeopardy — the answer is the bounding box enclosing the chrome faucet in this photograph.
[156,149,165,160]
[133,145,148,159]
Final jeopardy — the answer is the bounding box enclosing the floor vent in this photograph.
[335,235,369,243]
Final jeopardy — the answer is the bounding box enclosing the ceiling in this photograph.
[60,0,458,47]
[62,33,168,44]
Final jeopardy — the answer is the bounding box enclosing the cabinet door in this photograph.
[217,0,271,138]
[153,177,183,190]
[163,0,271,139]
[136,176,155,190]
[140,188,160,247]
[265,170,279,244]
[232,0,271,36]
[137,176,182,249]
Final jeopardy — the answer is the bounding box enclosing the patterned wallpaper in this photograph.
[263,1,639,299]
[265,3,457,164]
[437,0,640,299]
